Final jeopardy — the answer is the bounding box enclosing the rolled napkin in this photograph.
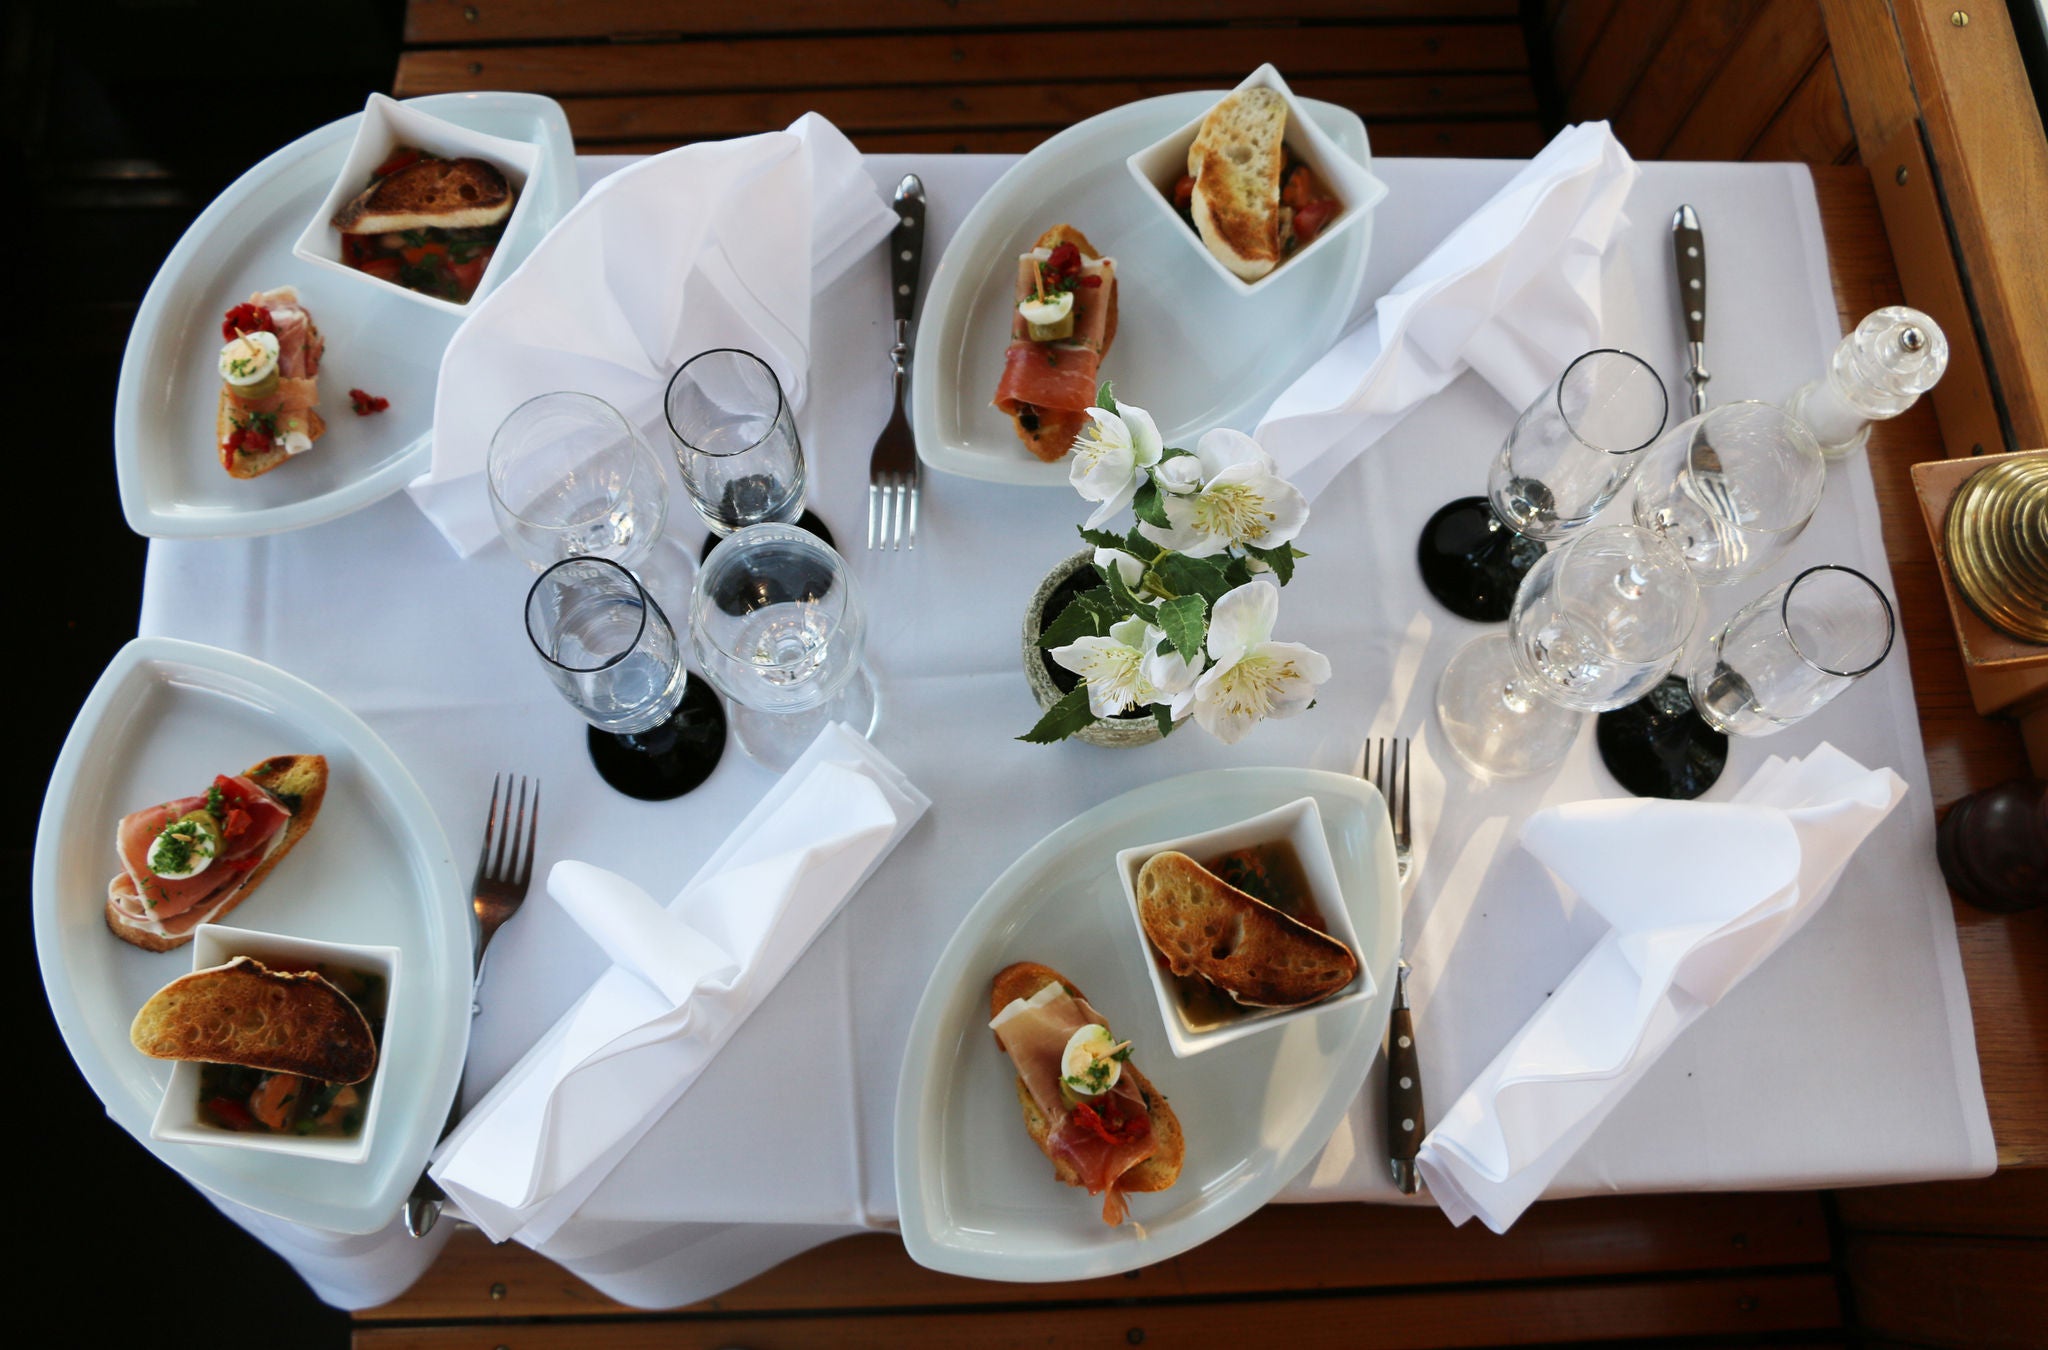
[1254,121,1638,501]
[411,112,897,556]
[430,724,929,1244]
[1416,744,1906,1233]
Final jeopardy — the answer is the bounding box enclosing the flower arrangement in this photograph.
[1022,386,1331,746]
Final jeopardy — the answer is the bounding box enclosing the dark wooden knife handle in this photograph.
[890,174,925,328]
[1387,1004,1424,1163]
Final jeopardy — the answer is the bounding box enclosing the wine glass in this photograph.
[525,557,727,800]
[1597,564,1896,798]
[1630,401,1826,586]
[1418,349,1669,622]
[689,523,877,771]
[665,349,834,556]
[1436,525,1700,778]
[489,392,670,572]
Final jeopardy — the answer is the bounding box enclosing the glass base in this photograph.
[700,509,835,564]
[729,664,879,772]
[586,673,728,800]
[1595,676,1728,799]
[1417,497,1546,623]
[1435,632,1581,778]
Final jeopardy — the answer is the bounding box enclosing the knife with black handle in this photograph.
[1388,959,1424,1194]
[1673,204,1709,415]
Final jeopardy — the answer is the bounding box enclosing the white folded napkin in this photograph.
[410,113,897,556]
[1416,744,1905,1233]
[430,724,929,1244]
[1254,122,1638,500]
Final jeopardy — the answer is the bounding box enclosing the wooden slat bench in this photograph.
[397,0,1548,155]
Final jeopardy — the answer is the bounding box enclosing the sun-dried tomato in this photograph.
[221,303,274,342]
[1070,1100,1150,1145]
[348,388,390,416]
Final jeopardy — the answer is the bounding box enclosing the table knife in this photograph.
[1673,204,1709,415]
[1387,958,1424,1194]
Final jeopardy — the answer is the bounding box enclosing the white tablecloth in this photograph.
[137,153,1994,1310]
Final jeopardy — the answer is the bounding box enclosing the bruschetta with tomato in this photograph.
[992,225,1119,462]
[105,755,327,952]
[216,287,325,480]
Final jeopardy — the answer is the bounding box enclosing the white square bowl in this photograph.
[292,92,541,318]
[147,923,400,1164]
[1125,63,1389,297]
[1115,796,1375,1057]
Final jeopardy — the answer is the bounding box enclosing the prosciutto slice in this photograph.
[992,251,1117,463]
[991,980,1157,1224]
[251,285,323,378]
[108,777,290,938]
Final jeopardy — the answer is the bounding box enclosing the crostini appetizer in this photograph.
[217,287,325,479]
[992,225,1119,462]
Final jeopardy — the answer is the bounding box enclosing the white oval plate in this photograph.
[33,638,470,1234]
[114,93,578,539]
[911,93,1374,486]
[894,767,1399,1281]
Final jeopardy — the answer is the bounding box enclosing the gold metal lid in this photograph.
[1945,457,2048,644]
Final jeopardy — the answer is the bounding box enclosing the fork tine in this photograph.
[517,779,540,887]
[866,484,879,550]
[893,475,908,550]
[907,481,919,550]
[475,774,502,883]
[1396,739,1412,848]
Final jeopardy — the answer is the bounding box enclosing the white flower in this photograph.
[1069,404,1163,529]
[1137,428,1308,557]
[1050,616,1163,718]
[1093,547,1145,589]
[1188,580,1331,744]
[1152,454,1204,496]
[1051,614,1205,720]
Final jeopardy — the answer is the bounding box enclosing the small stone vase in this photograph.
[1021,550,1166,749]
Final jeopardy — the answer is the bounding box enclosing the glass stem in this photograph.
[1614,562,1650,599]
[1501,675,1535,714]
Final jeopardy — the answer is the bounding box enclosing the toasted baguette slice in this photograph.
[106,754,329,953]
[1136,851,1358,1007]
[131,955,377,1084]
[990,961,1183,1195]
[332,156,514,234]
[1187,87,1288,281]
[217,389,325,480]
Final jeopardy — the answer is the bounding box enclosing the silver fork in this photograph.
[868,174,925,551]
[1366,737,1412,885]
[403,774,541,1238]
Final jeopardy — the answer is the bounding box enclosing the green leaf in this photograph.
[1130,479,1170,529]
[1159,445,1194,460]
[1076,526,1124,551]
[1244,541,1296,584]
[1152,703,1177,738]
[1156,593,1207,664]
[1105,563,1159,624]
[1222,555,1254,589]
[1018,685,1098,744]
[1036,588,1113,649]
[1123,525,1155,558]
[1095,381,1117,414]
[1156,551,1234,605]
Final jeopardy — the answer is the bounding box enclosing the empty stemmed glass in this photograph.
[489,392,671,572]
[1419,349,1669,622]
[1597,564,1896,798]
[1629,401,1826,586]
[664,348,834,557]
[1436,525,1700,778]
[525,557,726,800]
[690,523,877,771]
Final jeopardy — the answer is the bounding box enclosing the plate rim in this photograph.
[32,635,471,1233]
[113,91,577,540]
[892,765,1399,1281]
[909,91,1375,487]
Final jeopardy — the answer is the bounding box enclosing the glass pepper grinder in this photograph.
[1787,305,1948,459]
